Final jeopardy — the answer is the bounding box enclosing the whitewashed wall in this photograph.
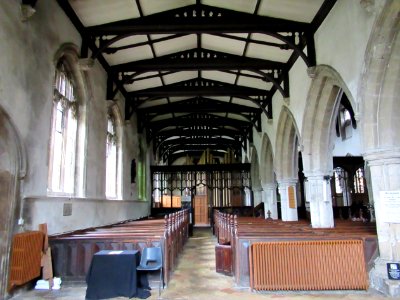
[251,0,381,168]
[0,1,150,234]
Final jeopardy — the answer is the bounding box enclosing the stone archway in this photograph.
[359,1,400,295]
[275,107,300,181]
[259,133,278,219]
[275,107,300,221]
[0,107,26,298]
[250,147,262,207]
[301,65,354,175]
[301,65,354,228]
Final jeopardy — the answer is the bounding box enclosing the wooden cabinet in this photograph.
[215,244,232,276]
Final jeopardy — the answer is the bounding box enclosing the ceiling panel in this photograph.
[202,34,246,56]
[125,76,163,92]
[110,35,149,48]
[202,0,258,14]
[202,71,236,84]
[231,98,260,108]
[104,45,153,65]
[153,35,197,57]
[163,71,198,85]
[247,43,293,62]
[140,0,196,15]
[70,0,140,26]
[258,0,325,22]
[237,75,273,90]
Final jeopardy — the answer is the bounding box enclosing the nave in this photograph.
[10,227,386,300]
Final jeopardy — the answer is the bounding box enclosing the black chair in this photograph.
[137,247,163,298]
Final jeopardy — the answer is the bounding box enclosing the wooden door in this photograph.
[194,195,209,226]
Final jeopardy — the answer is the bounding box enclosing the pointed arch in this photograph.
[49,43,89,196]
[275,107,300,180]
[301,65,354,175]
[359,0,400,152]
[250,146,261,189]
[259,133,275,185]
[0,106,27,298]
[106,102,124,199]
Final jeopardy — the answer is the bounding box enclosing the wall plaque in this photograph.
[380,191,400,223]
[288,186,296,209]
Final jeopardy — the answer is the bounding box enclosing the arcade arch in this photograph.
[275,107,300,221]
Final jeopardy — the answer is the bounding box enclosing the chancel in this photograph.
[1,0,399,299]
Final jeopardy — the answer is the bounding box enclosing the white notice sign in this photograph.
[380,191,400,223]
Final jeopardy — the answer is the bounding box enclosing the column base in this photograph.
[369,258,400,297]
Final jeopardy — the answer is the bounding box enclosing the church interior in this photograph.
[0,0,399,299]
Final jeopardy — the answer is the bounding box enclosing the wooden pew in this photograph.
[49,209,189,285]
[213,210,378,289]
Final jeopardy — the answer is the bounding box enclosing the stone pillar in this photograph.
[365,150,400,297]
[253,187,263,207]
[261,182,278,219]
[244,187,251,206]
[305,174,334,228]
[278,179,298,221]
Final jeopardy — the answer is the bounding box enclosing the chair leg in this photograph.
[158,268,162,298]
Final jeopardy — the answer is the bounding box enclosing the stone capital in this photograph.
[79,58,95,71]
[261,182,277,190]
[363,148,400,165]
[307,66,316,78]
[278,179,298,188]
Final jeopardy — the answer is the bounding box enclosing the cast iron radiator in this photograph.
[249,240,368,291]
[8,231,44,291]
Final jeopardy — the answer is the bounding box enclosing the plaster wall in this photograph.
[332,127,363,156]
[0,1,151,234]
[0,1,81,197]
[256,0,379,168]
[122,114,140,200]
[23,197,150,235]
[314,0,381,106]
[84,61,108,199]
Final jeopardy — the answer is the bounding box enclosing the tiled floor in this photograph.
[10,228,387,300]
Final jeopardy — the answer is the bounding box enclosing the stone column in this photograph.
[304,174,334,228]
[261,182,278,219]
[244,187,251,206]
[365,150,400,297]
[278,179,298,221]
[253,187,263,207]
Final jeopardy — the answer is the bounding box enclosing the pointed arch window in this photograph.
[137,141,147,201]
[48,63,78,194]
[106,113,119,198]
[354,167,365,194]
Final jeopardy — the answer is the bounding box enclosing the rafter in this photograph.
[57,0,335,164]
[130,78,269,98]
[159,137,239,156]
[167,150,226,165]
[112,48,285,73]
[162,144,241,163]
[139,97,259,114]
[86,4,310,36]
[146,113,252,133]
